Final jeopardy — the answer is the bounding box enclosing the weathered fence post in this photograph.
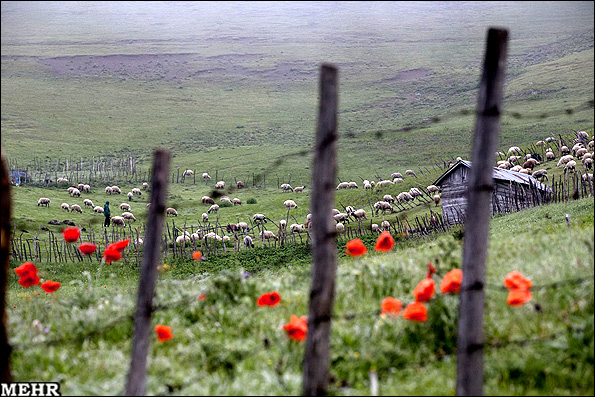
[303,63,338,396]
[1,150,13,382]
[125,149,171,396]
[456,28,508,396]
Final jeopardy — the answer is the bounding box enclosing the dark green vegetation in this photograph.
[7,198,594,395]
[2,2,594,182]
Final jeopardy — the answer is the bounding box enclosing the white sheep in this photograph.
[352,209,367,221]
[582,173,593,182]
[77,183,85,190]
[127,192,134,201]
[142,182,149,190]
[70,204,83,213]
[405,169,416,177]
[331,208,340,216]
[371,224,381,233]
[233,198,242,205]
[283,199,298,209]
[120,203,131,211]
[374,201,393,215]
[183,169,194,177]
[279,219,287,231]
[427,185,440,193]
[510,165,523,172]
[238,222,248,232]
[363,182,372,190]
[203,232,221,241]
[260,230,278,241]
[132,188,142,196]
[214,181,225,189]
[190,232,202,242]
[335,223,345,234]
[166,208,178,216]
[176,234,191,245]
[208,204,220,213]
[391,172,403,179]
[294,186,305,193]
[111,216,126,227]
[376,180,394,187]
[70,188,81,197]
[383,195,395,203]
[244,235,255,248]
[348,181,359,189]
[202,196,215,205]
[560,146,570,155]
[576,148,588,158]
[336,182,350,190]
[281,183,294,192]
[105,186,113,195]
[236,181,245,189]
[122,212,137,222]
[37,198,50,207]
[61,203,70,212]
[433,194,441,207]
[409,188,422,198]
[93,206,104,213]
[381,220,390,231]
[202,173,211,180]
[253,213,267,223]
[545,137,556,143]
[290,224,305,233]
[565,160,577,171]
[333,213,349,223]
[83,199,94,208]
[545,151,556,161]
[220,196,232,204]
[57,177,68,184]
[202,213,209,222]
[111,186,121,194]
[507,146,522,155]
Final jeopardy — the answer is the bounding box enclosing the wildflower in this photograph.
[14,262,40,288]
[503,271,533,290]
[402,302,428,322]
[282,315,308,342]
[78,242,97,255]
[375,231,395,252]
[41,280,61,293]
[192,251,203,260]
[62,227,81,243]
[106,238,130,253]
[440,269,463,294]
[102,248,121,263]
[412,278,435,302]
[345,239,367,257]
[155,325,173,342]
[507,288,533,307]
[199,294,206,301]
[163,264,170,270]
[257,291,281,307]
[380,297,402,316]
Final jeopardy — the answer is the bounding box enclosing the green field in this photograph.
[2,2,594,395]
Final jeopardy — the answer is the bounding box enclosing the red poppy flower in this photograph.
[18,273,40,288]
[345,239,367,257]
[155,324,173,342]
[507,288,533,307]
[283,315,308,342]
[14,262,37,278]
[413,277,435,302]
[440,269,463,294]
[402,302,428,322]
[199,294,206,301]
[426,262,437,278]
[381,297,402,316]
[102,248,121,263]
[78,242,97,255]
[192,251,203,260]
[62,227,81,243]
[41,280,61,293]
[106,239,130,253]
[257,291,281,307]
[504,271,533,290]
[375,231,395,252]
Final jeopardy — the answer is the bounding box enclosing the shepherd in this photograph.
[103,201,111,227]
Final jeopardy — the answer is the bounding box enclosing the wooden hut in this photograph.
[433,160,552,226]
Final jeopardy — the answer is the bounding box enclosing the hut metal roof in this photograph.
[434,160,552,192]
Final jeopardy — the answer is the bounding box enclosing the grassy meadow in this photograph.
[2,1,594,395]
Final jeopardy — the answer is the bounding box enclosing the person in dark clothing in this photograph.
[104,201,111,227]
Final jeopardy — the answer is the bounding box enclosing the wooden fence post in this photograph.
[1,150,13,382]
[456,28,508,397]
[125,149,171,396]
[303,64,339,396]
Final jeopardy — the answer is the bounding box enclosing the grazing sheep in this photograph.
[202,213,209,222]
[202,173,211,180]
[565,160,577,171]
[260,230,279,241]
[582,173,594,182]
[397,192,414,203]
[190,232,202,242]
[77,183,85,190]
[393,177,404,183]
[583,157,593,170]
[226,223,241,233]
[522,159,539,169]
[495,151,505,157]
[57,177,68,184]
[560,146,570,155]
[284,199,298,209]
[557,155,574,167]
[519,168,531,175]
[237,222,248,232]
[352,209,367,221]
[208,204,220,213]
[363,182,372,189]
[507,146,522,155]
[222,236,231,243]
[290,224,305,233]
[331,208,340,216]
[376,180,394,187]
[545,137,556,143]
[83,199,94,208]
[589,140,594,149]
[132,188,142,196]
[497,160,512,169]
[121,212,137,222]
[105,186,113,195]
[294,186,305,193]
[409,187,422,198]
[202,196,215,205]
[111,186,121,194]
[383,195,395,203]
[427,185,440,193]
[61,203,70,212]
[348,181,359,189]
[70,188,81,197]
[253,214,267,223]
[111,216,126,227]
[523,153,532,161]
[37,198,51,207]
[335,223,345,234]
[244,235,255,248]
[576,130,590,141]
[220,196,232,204]
[508,155,521,163]
[405,169,416,177]
[279,220,287,232]
[391,172,403,179]
[345,206,356,215]
[536,140,545,147]
[82,184,91,193]
[70,204,83,213]
[203,232,221,241]
[532,169,548,181]
[433,195,441,206]
[280,183,293,192]
[336,182,350,190]
[214,181,225,189]
[176,234,191,245]
[233,198,242,205]
[371,223,381,233]
[183,169,194,177]
[333,213,349,223]
[381,220,390,231]
[127,192,134,201]
[374,201,393,215]
[142,182,149,190]
[576,148,588,159]
[166,208,178,216]
[93,206,104,213]
[545,151,556,161]
[510,165,523,172]
[236,181,245,189]
[120,203,131,211]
